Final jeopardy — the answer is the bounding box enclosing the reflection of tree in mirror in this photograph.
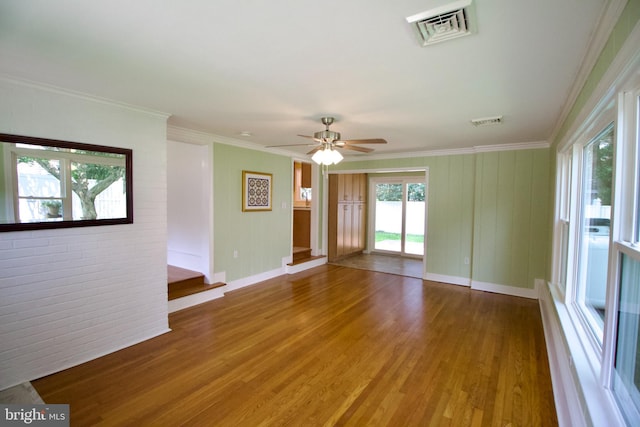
[18,156,125,219]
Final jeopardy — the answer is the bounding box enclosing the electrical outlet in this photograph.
[233,250,238,258]
[464,257,470,265]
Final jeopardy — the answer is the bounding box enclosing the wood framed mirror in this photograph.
[0,133,133,231]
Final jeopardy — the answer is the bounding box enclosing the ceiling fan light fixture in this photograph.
[312,146,343,165]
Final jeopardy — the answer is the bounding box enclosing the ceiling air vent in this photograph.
[406,0,475,46]
[471,115,503,127]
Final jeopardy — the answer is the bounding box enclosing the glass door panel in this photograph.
[405,183,425,256]
[374,183,402,253]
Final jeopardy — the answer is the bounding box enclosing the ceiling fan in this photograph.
[268,117,387,165]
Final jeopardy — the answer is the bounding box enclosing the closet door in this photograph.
[337,203,353,257]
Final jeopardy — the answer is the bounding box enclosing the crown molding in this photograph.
[0,74,170,119]
[557,17,640,152]
[168,124,549,161]
[167,125,296,156]
[341,140,549,163]
[549,0,629,144]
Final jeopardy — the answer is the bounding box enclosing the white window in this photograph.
[555,151,572,293]
[6,143,127,223]
[611,86,640,425]
[575,124,614,342]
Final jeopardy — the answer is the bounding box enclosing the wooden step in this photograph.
[168,265,225,301]
[292,247,312,262]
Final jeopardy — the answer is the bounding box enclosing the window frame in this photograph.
[0,133,133,231]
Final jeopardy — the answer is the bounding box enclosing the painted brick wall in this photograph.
[0,79,170,389]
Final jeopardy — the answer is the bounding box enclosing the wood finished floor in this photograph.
[32,265,557,426]
[330,253,424,279]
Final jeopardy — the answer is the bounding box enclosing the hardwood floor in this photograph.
[32,265,557,426]
[330,253,424,279]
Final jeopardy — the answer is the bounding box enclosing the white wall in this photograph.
[167,140,212,281]
[0,78,170,390]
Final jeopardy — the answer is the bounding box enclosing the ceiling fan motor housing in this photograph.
[314,130,341,142]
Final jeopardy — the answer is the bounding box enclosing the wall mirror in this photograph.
[0,133,133,231]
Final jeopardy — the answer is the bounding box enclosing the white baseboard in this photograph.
[471,280,538,299]
[168,287,226,313]
[285,257,327,274]
[539,282,627,426]
[538,283,585,427]
[224,267,285,293]
[424,273,470,287]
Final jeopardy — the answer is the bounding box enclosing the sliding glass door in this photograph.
[373,178,425,257]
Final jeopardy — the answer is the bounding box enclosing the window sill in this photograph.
[539,281,626,426]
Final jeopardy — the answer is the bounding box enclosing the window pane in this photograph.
[70,162,126,220]
[405,183,425,256]
[17,157,61,198]
[578,125,614,338]
[559,221,569,288]
[613,253,640,425]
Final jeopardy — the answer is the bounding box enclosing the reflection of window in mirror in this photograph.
[1,133,132,231]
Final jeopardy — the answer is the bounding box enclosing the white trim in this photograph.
[285,257,327,274]
[540,282,627,426]
[557,19,640,151]
[167,126,216,145]
[167,125,293,155]
[341,141,549,163]
[539,283,588,427]
[168,287,226,313]
[424,272,470,287]
[549,0,629,144]
[224,267,285,293]
[167,128,549,164]
[471,280,538,299]
[0,74,170,119]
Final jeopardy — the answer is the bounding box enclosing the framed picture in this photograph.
[242,171,273,212]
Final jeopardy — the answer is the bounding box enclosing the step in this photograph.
[292,247,312,262]
[168,265,225,301]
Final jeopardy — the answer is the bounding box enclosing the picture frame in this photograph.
[242,171,272,212]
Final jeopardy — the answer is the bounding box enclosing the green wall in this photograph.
[473,150,550,288]
[333,149,549,289]
[213,143,292,281]
[555,0,640,147]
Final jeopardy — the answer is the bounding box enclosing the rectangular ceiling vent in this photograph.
[471,115,503,127]
[406,0,475,47]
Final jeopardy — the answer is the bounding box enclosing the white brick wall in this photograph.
[0,78,170,389]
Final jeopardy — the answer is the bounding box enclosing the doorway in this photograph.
[370,177,426,258]
[292,160,313,263]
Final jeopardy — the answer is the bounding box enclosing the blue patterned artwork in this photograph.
[242,171,272,211]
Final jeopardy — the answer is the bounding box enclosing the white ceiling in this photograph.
[0,0,607,158]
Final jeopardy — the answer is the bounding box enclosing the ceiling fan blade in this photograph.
[307,146,322,155]
[298,134,323,143]
[266,143,318,148]
[340,145,373,153]
[338,138,387,145]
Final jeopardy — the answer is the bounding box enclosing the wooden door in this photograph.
[337,203,352,257]
[338,174,353,202]
[352,203,366,251]
[352,174,366,204]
